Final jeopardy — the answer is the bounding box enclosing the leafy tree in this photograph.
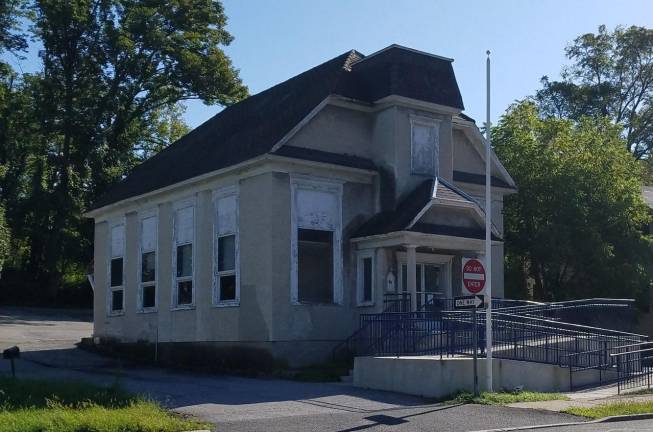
[0,203,8,273]
[0,0,32,277]
[0,0,29,54]
[0,0,247,297]
[494,101,652,302]
[536,25,653,159]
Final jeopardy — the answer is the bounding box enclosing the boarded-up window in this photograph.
[411,121,439,176]
[291,179,342,305]
[298,228,333,303]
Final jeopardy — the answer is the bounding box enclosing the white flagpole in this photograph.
[485,50,493,392]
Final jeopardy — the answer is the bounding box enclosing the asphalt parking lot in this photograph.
[0,307,592,431]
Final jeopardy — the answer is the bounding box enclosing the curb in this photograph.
[599,412,653,422]
[470,412,653,432]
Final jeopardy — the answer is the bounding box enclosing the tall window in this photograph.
[109,223,125,314]
[173,203,194,307]
[139,212,157,311]
[357,251,375,305]
[291,178,342,305]
[411,117,440,176]
[214,190,239,305]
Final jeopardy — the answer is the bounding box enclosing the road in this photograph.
[3,307,650,431]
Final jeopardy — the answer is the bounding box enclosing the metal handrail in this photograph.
[612,341,653,351]
[491,311,647,339]
[611,347,653,357]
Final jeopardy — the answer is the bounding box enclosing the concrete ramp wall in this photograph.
[353,356,614,399]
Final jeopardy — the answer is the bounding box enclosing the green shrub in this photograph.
[450,390,568,405]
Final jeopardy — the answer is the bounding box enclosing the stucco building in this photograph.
[86,45,516,366]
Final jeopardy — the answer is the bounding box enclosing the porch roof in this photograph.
[350,229,501,252]
[352,178,502,242]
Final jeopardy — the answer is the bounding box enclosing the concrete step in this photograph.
[340,369,354,383]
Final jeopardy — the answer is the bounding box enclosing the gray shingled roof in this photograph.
[352,178,501,241]
[91,45,464,211]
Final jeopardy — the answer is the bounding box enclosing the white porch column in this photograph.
[406,245,418,312]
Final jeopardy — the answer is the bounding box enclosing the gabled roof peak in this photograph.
[352,44,454,66]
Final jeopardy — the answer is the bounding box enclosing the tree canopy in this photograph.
[536,25,653,160]
[494,101,652,302]
[0,188,8,273]
[0,0,247,299]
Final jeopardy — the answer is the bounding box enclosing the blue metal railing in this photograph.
[332,297,643,374]
[611,342,653,393]
[354,310,645,361]
[383,293,411,313]
[416,298,637,332]
[495,299,637,331]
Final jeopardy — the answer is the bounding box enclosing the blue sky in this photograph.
[4,1,652,128]
[186,0,651,128]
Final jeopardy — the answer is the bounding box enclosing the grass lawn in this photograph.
[564,400,653,419]
[0,376,208,432]
[624,388,653,396]
[450,390,569,405]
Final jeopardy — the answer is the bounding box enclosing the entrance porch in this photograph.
[350,177,503,313]
[352,230,500,313]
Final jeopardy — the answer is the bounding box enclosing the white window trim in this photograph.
[107,218,126,316]
[137,208,158,313]
[171,196,196,310]
[410,115,441,177]
[396,252,453,298]
[290,175,343,305]
[356,250,375,307]
[212,185,240,307]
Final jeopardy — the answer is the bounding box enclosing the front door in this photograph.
[422,264,443,309]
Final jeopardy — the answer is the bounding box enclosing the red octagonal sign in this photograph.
[463,258,486,294]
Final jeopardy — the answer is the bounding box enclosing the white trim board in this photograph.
[351,230,501,252]
[86,154,375,221]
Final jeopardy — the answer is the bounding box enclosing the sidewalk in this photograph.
[508,384,653,412]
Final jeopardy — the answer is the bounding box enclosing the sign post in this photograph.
[460,257,487,396]
[472,309,478,395]
[485,50,494,393]
[454,294,485,395]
